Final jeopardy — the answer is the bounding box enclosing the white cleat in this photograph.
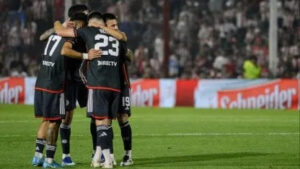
[120,155,133,166]
[102,162,113,168]
[110,154,117,166]
[90,160,101,168]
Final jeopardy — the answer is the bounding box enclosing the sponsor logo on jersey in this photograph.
[97,60,117,66]
[42,60,55,67]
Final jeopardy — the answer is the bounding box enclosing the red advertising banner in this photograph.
[0,77,25,104]
[130,79,160,107]
[176,80,198,106]
[217,79,299,109]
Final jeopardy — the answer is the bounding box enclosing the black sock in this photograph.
[120,121,132,151]
[35,138,46,154]
[60,124,70,154]
[46,144,56,159]
[110,129,114,154]
[90,119,97,152]
[96,125,113,150]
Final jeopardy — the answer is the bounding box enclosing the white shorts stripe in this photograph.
[60,93,65,116]
[87,89,93,112]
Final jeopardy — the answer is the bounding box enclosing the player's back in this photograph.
[77,26,126,91]
[35,34,66,92]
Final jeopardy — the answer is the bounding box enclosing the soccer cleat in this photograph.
[90,160,101,168]
[61,156,75,166]
[43,161,62,168]
[32,156,44,166]
[102,161,113,168]
[110,154,117,166]
[120,155,133,166]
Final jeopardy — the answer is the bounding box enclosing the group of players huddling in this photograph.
[32,4,133,168]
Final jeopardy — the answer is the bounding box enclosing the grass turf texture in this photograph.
[0,104,299,169]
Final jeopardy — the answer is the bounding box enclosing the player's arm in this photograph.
[61,41,102,60]
[54,21,75,37]
[40,28,54,41]
[100,25,127,41]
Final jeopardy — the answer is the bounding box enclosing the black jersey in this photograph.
[119,41,130,88]
[35,34,66,92]
[64,37,86,83]
[75,27,126,92]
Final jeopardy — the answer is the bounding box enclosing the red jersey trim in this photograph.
[86,85,121,92]
[122,64,131,88]
[43,117,62,121]
[91,115,116,120]
[35,87,64,94]
[92,115,108,120]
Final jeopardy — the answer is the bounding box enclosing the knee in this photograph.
[62,118,71,126]
[62,111,73,125]
[118,114,129,125]
[49,120,61,127]
[95,118,112,126]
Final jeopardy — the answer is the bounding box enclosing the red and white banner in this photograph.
[1,77,299,110]
[0,78,25,104]
[217,79,299,109]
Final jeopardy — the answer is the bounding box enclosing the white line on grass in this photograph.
[0,119,298,124]
[0,132,298,138]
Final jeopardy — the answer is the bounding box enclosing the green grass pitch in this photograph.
[0,104,299,169]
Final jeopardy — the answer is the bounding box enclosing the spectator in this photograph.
[243,55,261,79]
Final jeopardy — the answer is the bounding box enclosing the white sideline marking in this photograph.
[0,119,298,124]
[0,119,88,124]
[0,132,299,138]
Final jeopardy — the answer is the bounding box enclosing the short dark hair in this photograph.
[88,11,103,21]
[70,12,88,25]
[68,4,88,17]
[102,13,118,23]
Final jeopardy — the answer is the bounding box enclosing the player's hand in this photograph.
[63,20,75,28]
[88,49,102,60]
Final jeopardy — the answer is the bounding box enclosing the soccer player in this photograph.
[32,27,68,168]
[39,5,91,166]
[59,12,89,166]
[32,14,100,169]
[103,13,133,166]
[54,11,127,168]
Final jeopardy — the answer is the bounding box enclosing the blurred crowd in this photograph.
[0,0,299,78]
[0,0,64,77]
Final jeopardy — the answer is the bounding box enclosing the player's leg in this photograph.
[118,87,133,166]
[32,120,48,166]
[42,92,65,168]
[89,90,117,168]
[43,120,62,168]
[118,114,133,166]
[90,118,97,155]
[60,110,75,166]
[32,90,48,166]
[92,118,113,168]
[60,81,76,166]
